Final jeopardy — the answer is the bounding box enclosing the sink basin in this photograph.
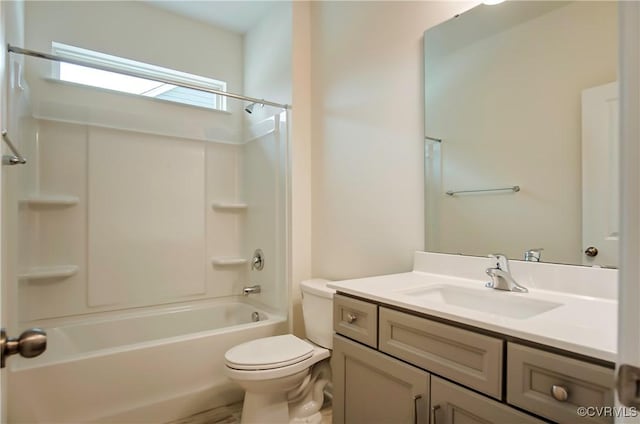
[400,285,562,319]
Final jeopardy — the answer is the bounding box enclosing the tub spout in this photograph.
[243,285,261,296]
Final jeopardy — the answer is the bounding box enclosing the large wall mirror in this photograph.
[424,1,618,267]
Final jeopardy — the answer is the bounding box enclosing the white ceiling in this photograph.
[145,1,280,34]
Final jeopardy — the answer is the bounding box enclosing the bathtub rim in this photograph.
[10,296,286,370]
[18,295,283,329]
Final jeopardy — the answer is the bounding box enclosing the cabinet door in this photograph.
[431,376,544,424]
[333,335,430,424]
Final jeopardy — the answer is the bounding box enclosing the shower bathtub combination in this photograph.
[3,5,291,421]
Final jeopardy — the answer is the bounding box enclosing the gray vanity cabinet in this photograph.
[332,334,430,424]
[333,294,614,424]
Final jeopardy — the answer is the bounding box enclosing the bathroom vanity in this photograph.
[329,252,618,424]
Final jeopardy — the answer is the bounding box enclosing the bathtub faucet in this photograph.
[243,285,261,296]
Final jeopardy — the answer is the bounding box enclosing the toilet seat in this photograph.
[225,336,331,382]
[225,334,314,371]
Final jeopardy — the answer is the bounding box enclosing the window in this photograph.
[52,42,227,111]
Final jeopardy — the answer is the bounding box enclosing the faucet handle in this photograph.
[524,248,544,262]
[488,254,510,271]
[251,249,264,271]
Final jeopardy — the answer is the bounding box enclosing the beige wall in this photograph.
[291,1,313,336]
[426,2,617,264]
[25,1,243,93]
[244,3,292,106]
[308,1,475,280]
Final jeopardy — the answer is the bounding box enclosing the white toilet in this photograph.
[225,279,335,424]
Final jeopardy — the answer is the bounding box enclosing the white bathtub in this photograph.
[8,299,287,423]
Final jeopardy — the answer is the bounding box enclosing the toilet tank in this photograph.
[300,279,335,349]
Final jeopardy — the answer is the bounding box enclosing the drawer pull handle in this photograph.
[551,385,569,402]
[346,313,358,324]
[413,394,422,424]
[431,404,441,424]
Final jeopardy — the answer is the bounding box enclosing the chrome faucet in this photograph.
[524,248,543,262]
[485,254,528,293]
[243,285,261,296]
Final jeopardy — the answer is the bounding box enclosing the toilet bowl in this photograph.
[224,279,334,424]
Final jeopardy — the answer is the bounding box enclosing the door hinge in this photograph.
[618,364,640,408]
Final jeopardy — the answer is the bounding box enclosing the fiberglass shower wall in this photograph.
[9,1,288,326]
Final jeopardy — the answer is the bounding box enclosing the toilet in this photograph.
[225,279,335,424]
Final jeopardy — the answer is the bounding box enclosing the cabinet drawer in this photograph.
[507,343,615,424]
[431,376,544,424]
[379,307,503,399]
[333,294,378,348]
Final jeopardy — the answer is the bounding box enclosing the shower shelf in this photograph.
[211,257,248,266]
[18,265,79,280]
[20,195,79,207]
[211,202,248,211]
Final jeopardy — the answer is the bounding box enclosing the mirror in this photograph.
[424,1,618,267]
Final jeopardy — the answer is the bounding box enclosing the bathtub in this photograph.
[8,299,288,423]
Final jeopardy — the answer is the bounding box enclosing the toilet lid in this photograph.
[225,334,314,371]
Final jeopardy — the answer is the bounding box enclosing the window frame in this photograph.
[51,42,228,111]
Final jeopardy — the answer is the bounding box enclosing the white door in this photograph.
[0,2,45,418]
[0,0,7,419]
[617,1,640,422]
[582,82,620,267]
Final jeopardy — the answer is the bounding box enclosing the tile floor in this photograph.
[166,402,241,424]
[167,401,332,424]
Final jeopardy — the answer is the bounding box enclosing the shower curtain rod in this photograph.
[7,44,290,110]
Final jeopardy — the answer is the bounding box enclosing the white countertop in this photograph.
[328,259,618,363]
